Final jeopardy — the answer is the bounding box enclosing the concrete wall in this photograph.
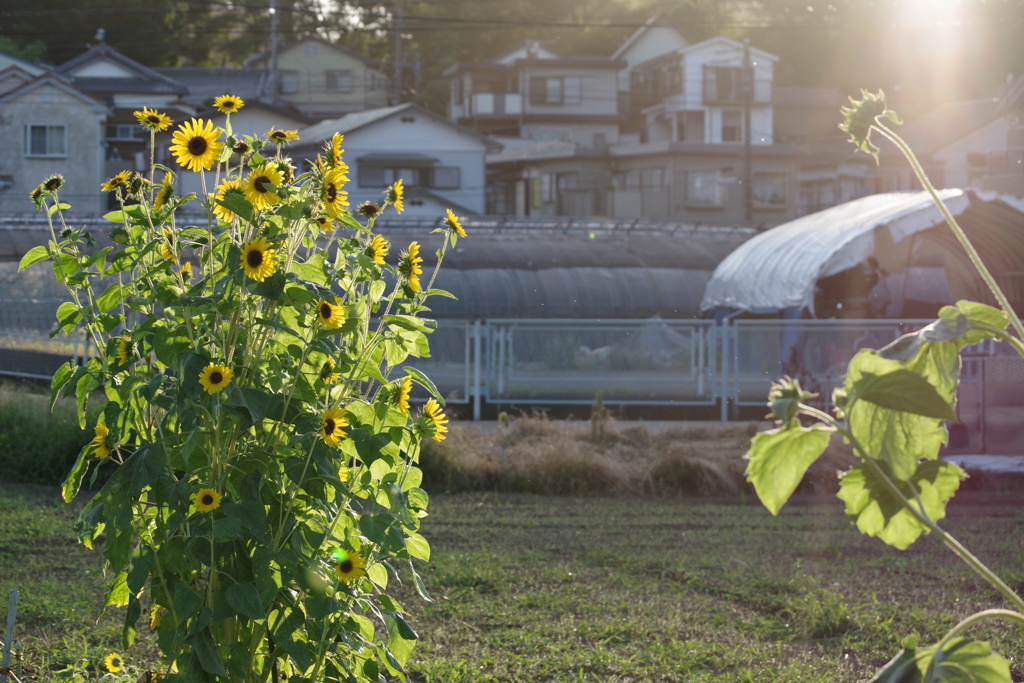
[0,82,106,215]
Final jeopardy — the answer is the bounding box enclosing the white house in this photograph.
[291,102,501,217]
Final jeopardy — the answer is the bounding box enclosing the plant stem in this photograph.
[872,121,1024,342]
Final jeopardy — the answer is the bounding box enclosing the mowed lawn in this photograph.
[2,484,1023,682]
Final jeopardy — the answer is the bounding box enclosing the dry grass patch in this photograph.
[420,414,858,497]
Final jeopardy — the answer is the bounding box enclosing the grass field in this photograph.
[2,483,1023,682]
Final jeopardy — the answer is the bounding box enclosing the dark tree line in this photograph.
[3,0,1023,118]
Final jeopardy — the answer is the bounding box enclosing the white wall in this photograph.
[615,26,689,92]
[521,67,618,117]
[933,117,1012,188]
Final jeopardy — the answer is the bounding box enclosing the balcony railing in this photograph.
[471,93,522,116]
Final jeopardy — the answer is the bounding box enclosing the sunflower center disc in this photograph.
[320,303,331,318]
[202,495,213,505]
[326,185,337,201]
[325,419,336,433]
[210,371,223,384]
[247,249,263,267]
[254,176,270,193]
[340,560,353,573]
[188,136,208,156]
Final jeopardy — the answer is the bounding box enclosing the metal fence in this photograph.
[3,308,1024,454]
[484,318,717,405]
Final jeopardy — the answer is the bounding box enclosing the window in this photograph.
[753,172,787,208]
[279,71,299,94]
[529,77,567,105]
[563,77,581,105]
[358,165,422,188]
[430,166,461,189]
[703,66,751,104]
[721,110,743,143]
[325,70,353,93]
[679,111,705,142]
[106,124,146,141]
[26,124,66,157]
[687,170,725,206]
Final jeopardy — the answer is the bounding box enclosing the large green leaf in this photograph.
[18,245,49,271]
[384,611,417,667]
[849,400,947,481]
[61,442,94,503]
[99,443,167,529]
[868,637,1011,683]
[956,300,1009,345]
[744,424,831,515]
[226,582,266,622]
[852,368,957,421]
[836,459,966,550]
[75,358,102,429]
[96,282,123,313]
[905,341,960,405]
[291,253,329,286]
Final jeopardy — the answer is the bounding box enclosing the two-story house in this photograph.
[290,102,500,218]
[445,41,626,147]
[0,67,109,215]
[480,30,800,225]
[244,38,390,119]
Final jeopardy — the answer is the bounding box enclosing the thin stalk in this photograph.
[872,121,1024,342]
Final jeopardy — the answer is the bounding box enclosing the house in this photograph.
[290,103,501,217]
[480,32,800,224]
[611,15,689,133]
[0,71,110,215]
[444,41,626,146]
[244,37,390,119]
[55,38,194,188]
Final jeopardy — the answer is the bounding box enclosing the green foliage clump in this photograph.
[21,111,466,681]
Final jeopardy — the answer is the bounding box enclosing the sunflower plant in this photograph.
[21,107,462,682]
[746,92,1024,682]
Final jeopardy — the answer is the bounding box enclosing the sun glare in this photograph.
[895,0,965,26]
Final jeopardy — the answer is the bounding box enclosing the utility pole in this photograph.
[742,38,753,221]
[269,0,279,102]
[392,5,403,103]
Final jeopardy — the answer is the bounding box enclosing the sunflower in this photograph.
[91,424,111,459]
[240,236,278,282]
[266,127,300,145]
[104,652,124,673]
[396,375,412,416]
[43,175,64,192]
[320,407,349,447]
[334,548,366,584]
[243,163,284,211]
[116,334,131,365]
[399,241,423,293]
[321,357,342,384]
[153,173,174,211]
[328,132,345,168]
[316,299,345,329]
[194,488,222,513]
[198,363,233,394]
[321,164,349,218]
[133,107,171,132]
[358,201,380,219]
[213,178,245,222]
[101,170,132,192]
[387,178,404,214]
[232,139,251,157]
[419,398,449,442]
[170,118,223,172]
[366,234,388,265]
[180,260,193,280]
[314,215,333,229]
[212,94,245,114]
[338,466,349,483]
[445,208,466,238]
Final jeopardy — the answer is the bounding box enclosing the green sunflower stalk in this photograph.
[21,114,461,682]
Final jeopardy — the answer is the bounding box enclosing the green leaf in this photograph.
[122,594,141,650]
[54,301,81,335]
[403,366,442,403]
[99,443,167,529]
[50,361,76,412]
[424,288,457,299]
[920,306,968,342]
[61,442,93,503]
[75,358,102,429]
[174,583,204,621]
[384,612,417,667]
[744,424,831,515]
[291,253,329,286]
[853,369,957,422]
[105,571,130,607]
[957,300,1010,345]
[338,211,371,233]
[405,533,430,561]
[849,401,947,480]
[267,606,310,670]
[225,385,275,426]
[837,459,966,550]
[96,282,123,313]
[382,314,433,332]
[191,623,229,677]
[126,544,154,594]
[226,582,266,621]
[905,341,960,405]
[216,192,254,223]
[152,323,192,368]
[867,637,1011,683]
[18,245,49,271]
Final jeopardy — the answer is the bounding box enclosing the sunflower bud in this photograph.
[767,376,816,424]
[43,174,64,192]
[839,90,902,162]
[358,201,380,218]
[232,140,251,156]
